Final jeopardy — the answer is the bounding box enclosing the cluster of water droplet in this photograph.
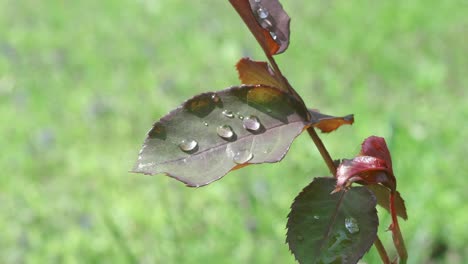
[177,92,266,164]
[251,0,278,40]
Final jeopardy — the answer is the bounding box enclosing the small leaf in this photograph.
[287,177,378,264]
[229,0,290,55]
[309,109,354,133]
[360,136,393,170]
[236,57,285,90]
[365,184,408,220]
[133,85,309,187]
[334,137,397,192]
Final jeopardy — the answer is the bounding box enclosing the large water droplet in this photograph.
[256,7,269,19]
[345,217,359,234]
[217,125,234,140]
[203,121,209,126]
[222,110,234,118]
[233,150,253,164]
[179,139,198,152]
[313,215,320,220]
[243,115,261,131]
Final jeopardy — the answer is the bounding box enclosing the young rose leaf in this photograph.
[309,110,354,133]
[236,57,286,90]
[360,136,393,171]
[287,177,378,264]
[334,137,396,193]
[229,0,290,55]
[132,85,309,187]
[365,184,408,220]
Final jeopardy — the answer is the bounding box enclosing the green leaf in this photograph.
[132,85,309,187]
[287,177,378,264]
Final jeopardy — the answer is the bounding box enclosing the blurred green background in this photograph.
[1,0,467,263]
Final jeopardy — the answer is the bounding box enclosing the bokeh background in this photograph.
[1,0,467,263]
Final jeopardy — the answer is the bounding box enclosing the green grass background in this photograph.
[1,0,467,263]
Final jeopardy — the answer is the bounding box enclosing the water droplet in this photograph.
[179,139,198,152]
[203,121,209,126]
[211,93,220,103]
[222,110,234,118]
[243,115,261,131]
[256,7,269,19]
[233,150,253,164]
[345,217,359,234]
[313,215,320,220]
[217,125,234,140]
[236,112,244,120]
[269,31,277,40]
[260,18,273,29]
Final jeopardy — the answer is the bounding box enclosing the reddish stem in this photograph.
[390,192,408,263]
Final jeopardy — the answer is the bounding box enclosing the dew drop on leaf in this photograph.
[269,31,277,40]
[233,150,253,164]
[243,115,261,131]
[217,125,235,140]
[179,139,198,152]
[222,110,234,118]
[203,121,209,126]
[313,215,320,220]
[256,7,269,19]
[344,217,360,234]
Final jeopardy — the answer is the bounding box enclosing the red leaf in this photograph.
[334,137,397,193]
[309,109,354,133]
[360,136,393,171]
[229,0,290,55]
[236,57,286,90]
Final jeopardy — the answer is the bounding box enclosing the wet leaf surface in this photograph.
[230,0,290,55]
[287,177,378,264]
[133,85,309,187]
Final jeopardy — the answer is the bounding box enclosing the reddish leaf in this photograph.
[334,156,394,193]
[229,0,290,55]
[236,57,285,90]
[334,137,397,193]
[309,109,354,133]
[360,136,393,171]
[366,184,408,220]
[132,85,309,187]
[287,177,378,264]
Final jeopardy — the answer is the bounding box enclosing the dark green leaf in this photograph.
[132,85,308,187]
[287,177,378,264]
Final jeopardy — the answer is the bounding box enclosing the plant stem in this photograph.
[306,127,337,175]
[374,236,391,264]
[267,52,393,264]
[390,192,408,263]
